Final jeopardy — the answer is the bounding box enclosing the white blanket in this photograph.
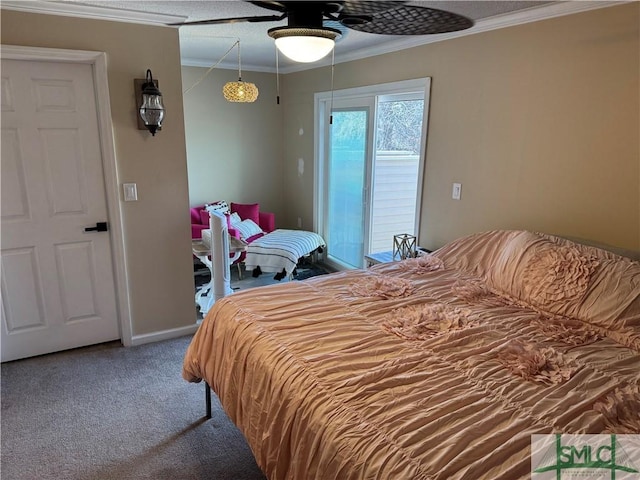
[244,229,326,275]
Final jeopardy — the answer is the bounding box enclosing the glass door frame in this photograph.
[314,78,431,270]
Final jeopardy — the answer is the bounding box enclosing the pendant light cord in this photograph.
[237,40,242,81]
[183,39,239,95]
[329,48,335,125]
[276,48,280,105]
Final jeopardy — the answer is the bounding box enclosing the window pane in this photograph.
[370,99,424,254]
[327,109,367,268]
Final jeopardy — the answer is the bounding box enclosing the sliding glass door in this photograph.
[369,94,424,253]
[326,106,371,268]
[315,79,430,270]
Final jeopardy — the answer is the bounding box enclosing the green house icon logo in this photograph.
[532,434,640,480]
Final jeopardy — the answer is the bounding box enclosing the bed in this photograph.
[183,230,640,479]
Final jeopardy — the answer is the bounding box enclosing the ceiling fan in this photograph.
[171,1,474,63]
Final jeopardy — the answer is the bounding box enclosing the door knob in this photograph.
[84,222,108,232]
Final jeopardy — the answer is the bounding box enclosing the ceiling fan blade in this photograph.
[247,1,290,13]
[323,20,349,38]
[346,5,473,35]
[340,1,409,16]
[251,0,408,17]
[249,1,349,15]
[169,14,285,27]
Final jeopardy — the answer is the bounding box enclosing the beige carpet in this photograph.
[1,335,266,480]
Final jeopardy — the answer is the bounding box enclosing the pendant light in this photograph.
[223,41,259,103]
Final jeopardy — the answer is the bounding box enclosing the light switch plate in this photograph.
[452,183,462,200]
[123,183,138,201]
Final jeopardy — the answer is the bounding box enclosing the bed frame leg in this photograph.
[205,382,212,419]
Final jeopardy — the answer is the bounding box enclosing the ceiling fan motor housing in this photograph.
[267,2,342,43]
[286,3,336,28]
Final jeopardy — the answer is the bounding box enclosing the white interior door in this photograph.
[1,58,120,362]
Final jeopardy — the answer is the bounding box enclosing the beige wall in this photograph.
[282,3,640,250]
[4,3,636,344]
[182,67,284,217]
[2,10,197,336]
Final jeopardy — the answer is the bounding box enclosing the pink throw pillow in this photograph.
[199,210,209,226]
[231,202,259,225]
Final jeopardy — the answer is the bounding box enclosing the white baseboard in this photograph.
[129,323,200,347]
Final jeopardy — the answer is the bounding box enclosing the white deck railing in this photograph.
[369,150,420,254]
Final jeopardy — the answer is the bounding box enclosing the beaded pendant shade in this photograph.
[223,80,259,102]
[223,41,259,103]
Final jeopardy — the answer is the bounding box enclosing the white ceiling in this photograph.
[2,1,622,73]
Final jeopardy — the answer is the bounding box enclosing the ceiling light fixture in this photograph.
[268,26,341,63]
[223,40,259,102]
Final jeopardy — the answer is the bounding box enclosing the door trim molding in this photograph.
[314,78,431,269]
[314,78,431,236]
[130,324,199,347]
[1,44,133,346]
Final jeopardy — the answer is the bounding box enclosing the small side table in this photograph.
[364,250,395,267]
[364,248,432,268]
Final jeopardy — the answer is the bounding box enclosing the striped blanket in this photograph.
[244,229,326,276]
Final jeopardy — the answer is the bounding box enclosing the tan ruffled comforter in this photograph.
[183,231,640,480]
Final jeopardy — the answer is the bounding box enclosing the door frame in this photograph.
[314,78,431,269]
[2,44,132,346]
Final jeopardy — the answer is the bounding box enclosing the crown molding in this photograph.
[281,1,630,74]
[1,0,629,73]
[0,0,186,25]
[181,57,276,73]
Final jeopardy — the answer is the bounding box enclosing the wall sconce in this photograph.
[135,69,165,136]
